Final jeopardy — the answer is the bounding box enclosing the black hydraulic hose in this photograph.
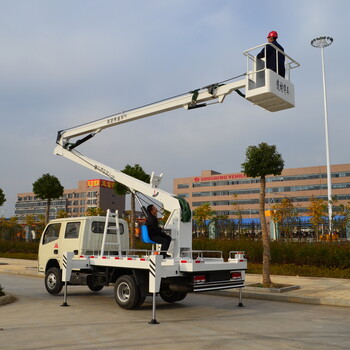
[235,89,246,98]
[65,133,95,150]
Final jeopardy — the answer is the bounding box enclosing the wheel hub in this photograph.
[117,282,130,302]
[47,273,57,289]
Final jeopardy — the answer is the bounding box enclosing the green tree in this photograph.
[334,200,350,236]
[24,214,36,240]
[158,207,171,227]
[232,194,244,237]
[85,207,105,216]
[193,203,215,237]
[114,164,150,249]
[57,210,69,218]
[8,217,21,240]
[211,213,229,238]
[25,214,36,228]
[271,197,298,240]
[241,142,284,287]
[33,173,64,224]
[35,214,46,241]
[0,216,20,240]
[0,188,6,207]
[307,196,327,240]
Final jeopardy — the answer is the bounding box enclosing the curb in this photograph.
[0,293,16,306]
[0,267,41,278]
[208,289,350,308]
[245,284,301,293]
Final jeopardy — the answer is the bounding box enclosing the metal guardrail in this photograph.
[243,43,300,81]
[180,250,223,260]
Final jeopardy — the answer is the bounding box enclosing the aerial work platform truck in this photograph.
[38,43,299,322]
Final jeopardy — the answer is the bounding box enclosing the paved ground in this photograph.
[1,257,350,308]
[2,273,350,350]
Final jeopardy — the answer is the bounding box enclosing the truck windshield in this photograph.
[42,223,61,244]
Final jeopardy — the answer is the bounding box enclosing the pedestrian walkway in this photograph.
[216,274,350,308]
[1,257,350,308]
[0,257,41,277]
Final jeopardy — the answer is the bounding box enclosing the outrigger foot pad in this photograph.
[148,319,160,325]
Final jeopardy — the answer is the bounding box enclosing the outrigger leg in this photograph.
[148,254,162,324]
[237,287,244,307]
[149,292,159,325]
[61,252,74,307]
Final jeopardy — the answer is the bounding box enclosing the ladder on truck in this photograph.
[100,209,122,257]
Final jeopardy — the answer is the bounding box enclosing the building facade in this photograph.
[15,179,125,223]
[173,164,350,220]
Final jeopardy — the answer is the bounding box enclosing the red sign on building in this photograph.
[193,173,246,182]
[87,179,115,189]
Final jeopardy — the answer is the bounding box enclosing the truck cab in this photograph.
[38,216,129,294]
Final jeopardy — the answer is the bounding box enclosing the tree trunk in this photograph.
[259,177,272,287]
[45,198,51,225]
[130,193,136,249]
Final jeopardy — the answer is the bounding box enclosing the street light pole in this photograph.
[311,36,334,234]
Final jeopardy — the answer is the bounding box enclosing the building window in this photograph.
[177,184,189,189]
[193,182,210,188]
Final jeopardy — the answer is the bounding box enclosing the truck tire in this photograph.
[159,290,187,303]
[114,275,140,310]
[45,267,63,295]
[135,294,146,308]
[87,282,104,292]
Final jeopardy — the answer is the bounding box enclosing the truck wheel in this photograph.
[87,282,104,292]
[114,275,140,309]
[159,290,187,303]
[45,267,63,295]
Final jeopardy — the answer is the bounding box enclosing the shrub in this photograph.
[0,240,39,260]
[248,263,350,279]
[268,241,350,269]
[192,238,350,270]
[2,238,350,277]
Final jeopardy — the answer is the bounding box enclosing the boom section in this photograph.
[56,79,246,148]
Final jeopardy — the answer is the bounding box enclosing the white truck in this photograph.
[38,213,247,310]
[38,43,299,315]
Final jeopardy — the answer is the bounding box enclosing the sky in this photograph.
[1,0,349,217]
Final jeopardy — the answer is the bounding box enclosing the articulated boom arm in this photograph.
[54,44,299,256]
[55,147,181,212]
[54,77,248,257]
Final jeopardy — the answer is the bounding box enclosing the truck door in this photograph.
[58,221,82,260]
[38,222,62,272]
